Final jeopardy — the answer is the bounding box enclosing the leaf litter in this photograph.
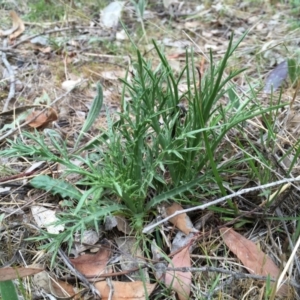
[0,1,300,300]
[263,60,288,93]
[220,227,290,298]
[165,231,194,300]
[70,245,112,278]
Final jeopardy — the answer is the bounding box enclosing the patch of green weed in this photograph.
[0,33,289,263]
[25,0,65,22]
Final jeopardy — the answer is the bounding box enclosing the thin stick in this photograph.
[11,27,76,48]
[142,177,300,233]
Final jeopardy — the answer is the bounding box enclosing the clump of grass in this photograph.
[0,33,288,263]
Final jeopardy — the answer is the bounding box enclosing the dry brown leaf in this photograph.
[220,227,289,297]
[49,277,76,298]
[165,203,198,235]
[0,266,44,281]
[70,247,111,277]
[94,281,156,300]
[0,11,19,37]
[9,11,25,40]
[165,247,191,300]
[26,108,58,129]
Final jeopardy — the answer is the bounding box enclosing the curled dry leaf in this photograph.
[165,247,191,300]
[264,60,288,93]
[94,281,156,300]
[220,227,289,298]
[61,78,83,91]
[70,247,111,278]
[165,203,198,235]
[0,266,44,281]
[26,108,58,129]
[0,11,24,37]
[9,11,25,40]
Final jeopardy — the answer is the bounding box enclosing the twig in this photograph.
[11,27,77,49]
[0,170,37,183]
[142,177,300,233]
[106,277,114,300]
[1,39,15,111]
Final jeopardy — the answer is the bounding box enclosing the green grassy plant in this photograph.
[0,33,289,261]
[131,0,148,42]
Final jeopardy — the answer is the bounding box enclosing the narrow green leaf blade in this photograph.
[30,175,82,201]
[146,177,202,210]
[75,83,103,147]
[0,280,19,300]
